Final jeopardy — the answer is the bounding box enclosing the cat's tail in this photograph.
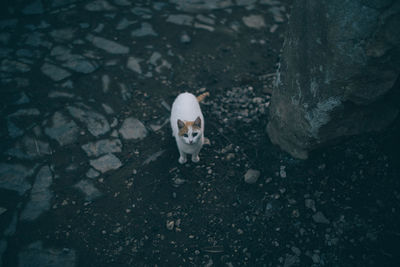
[196,92,210,102]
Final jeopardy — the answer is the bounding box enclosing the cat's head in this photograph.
[177,117,202,144]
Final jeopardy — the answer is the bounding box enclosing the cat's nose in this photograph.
[189,140,193,144]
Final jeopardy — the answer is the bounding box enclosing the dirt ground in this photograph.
[1,0,399,266]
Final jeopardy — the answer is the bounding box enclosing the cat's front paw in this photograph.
[178,156,187,164]
[191,155,200,163]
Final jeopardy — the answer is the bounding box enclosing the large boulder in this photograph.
[267,0,400,159]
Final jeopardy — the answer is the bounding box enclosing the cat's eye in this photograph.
[183,134,188,137]
[193,132,198,137]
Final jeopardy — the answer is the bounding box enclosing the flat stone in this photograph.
[86,168,100,178]
[81,139,122,157]
[45,112,80,146]
[41,63,71,81]
[18,241,76,267]
[7,119,24,138]
[16,49,41,58]
[48,91,75,98]
[166,14,193,26]
[102,103,114,114]
[63,58,98,73]
[169,0,233,12]
[131,22,157,37]
[90,153,122,173]
[119,117,148,140]
[9,108,40,117]
[102,74,110,92]
[196,14,215,25]
[131,7,152,16]
[194,22,214,32]
[24,32,51,48]
[51,45,72,60]
[6,136,51,159]
[87,34,129,54]
[149,52,162,65]
[22,0,44,15]
[120,83,132,101]
[312,211,330,224]
[0,163,32,196]
[67,104,110,137]
[50,28,76,42]
[74,180,102,201]
[116,18,136,30]
[20,166,53,221]
[244,169,260,184]
[242,15,266,29]
[1,59,31,73]
[85,0,115,11]
[127,57,142,74]
[180,32,191,43]
[305,199,316,212]
[15,92,30,105]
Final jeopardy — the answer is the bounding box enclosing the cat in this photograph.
[170,92,209,164]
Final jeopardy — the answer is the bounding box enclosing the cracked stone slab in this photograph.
[81,139,122,157]
[67,104,110,137]
[0,163,32,196]
[45,112,80,146]
[127,57,143,74]
[6,136,51,159]
[119,117,148,140]
[41,63,71,81]
[74,179,102,201]
[20,165,53,221]
[18,241,76,267]
[90,153,122,173]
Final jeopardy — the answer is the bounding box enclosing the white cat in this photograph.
[170,92,209,164]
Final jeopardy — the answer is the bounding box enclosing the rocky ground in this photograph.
[1,0,400,266]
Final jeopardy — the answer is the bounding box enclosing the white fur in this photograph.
[170,92,205,164]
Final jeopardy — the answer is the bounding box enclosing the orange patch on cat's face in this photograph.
[178,121,200,136]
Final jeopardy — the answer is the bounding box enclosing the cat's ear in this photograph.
[177,119,185,129]
[194,116,201,128]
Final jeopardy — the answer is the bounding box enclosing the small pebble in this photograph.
[244,169,260,184]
